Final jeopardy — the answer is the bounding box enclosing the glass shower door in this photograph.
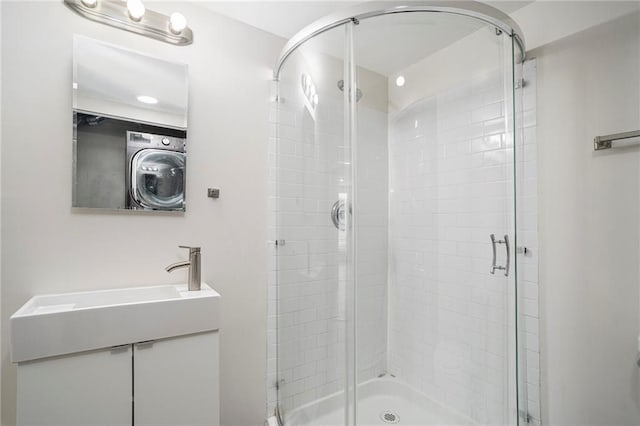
[352,13,520,425]
[272,22,355,426]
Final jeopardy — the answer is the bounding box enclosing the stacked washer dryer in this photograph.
[126,130,186,210]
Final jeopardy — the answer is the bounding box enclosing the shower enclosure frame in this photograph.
[271,2,527,425]
[273,2,525,79]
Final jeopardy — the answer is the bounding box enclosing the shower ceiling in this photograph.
[201,1,532,76]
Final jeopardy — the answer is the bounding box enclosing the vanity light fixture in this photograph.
[137,95,158,105]
[63,0,193,46]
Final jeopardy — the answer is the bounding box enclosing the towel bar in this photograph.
[594,130,640,151]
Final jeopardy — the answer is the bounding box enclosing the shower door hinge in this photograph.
[519,410,533,424]
[515,78,527,89]
[274,240,285,247]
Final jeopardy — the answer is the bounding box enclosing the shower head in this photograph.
[337,80,363,102]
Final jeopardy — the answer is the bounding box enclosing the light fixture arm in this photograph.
[64,0,193,46]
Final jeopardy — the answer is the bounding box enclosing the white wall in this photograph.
[512,1,640,52]
[532,11,640,425]
[0,2,283,425]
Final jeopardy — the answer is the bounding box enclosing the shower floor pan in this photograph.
[274,377,475,426]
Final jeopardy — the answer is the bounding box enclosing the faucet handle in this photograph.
[178,245,200,253]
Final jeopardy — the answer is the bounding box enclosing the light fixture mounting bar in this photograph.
[64,0,193,46]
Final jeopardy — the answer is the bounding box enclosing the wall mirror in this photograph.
[72,35,189,212]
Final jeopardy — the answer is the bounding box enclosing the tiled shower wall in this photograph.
[388,70,513,424]
[267,51,388,415]
[387,59,538,424]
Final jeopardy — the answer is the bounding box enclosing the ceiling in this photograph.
[200,1,533,76]
[201,1,359,40]
[201,1,531,40]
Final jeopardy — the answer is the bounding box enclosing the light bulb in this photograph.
[81,0,98,7]
[127,0,145,21]
[137,95,158,104]
[313,94,319,107]
[395,75,405,87]
[169,12,187,34]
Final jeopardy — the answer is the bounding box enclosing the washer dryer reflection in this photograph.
[126,131,186,211]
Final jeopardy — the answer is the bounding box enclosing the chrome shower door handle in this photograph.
[490,234,509,276]
[490,234,498,274]
[503,234,510,277]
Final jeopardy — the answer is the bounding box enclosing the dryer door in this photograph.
[130,149,186,210]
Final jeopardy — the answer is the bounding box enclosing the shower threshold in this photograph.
[271,377,476,426]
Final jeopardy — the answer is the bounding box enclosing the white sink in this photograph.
[10,283,220,363]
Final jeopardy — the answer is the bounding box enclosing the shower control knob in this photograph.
[161,137,170,146]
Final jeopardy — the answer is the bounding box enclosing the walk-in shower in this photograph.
[269,2,536,425]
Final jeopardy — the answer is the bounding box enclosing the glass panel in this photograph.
[353,12,519,425]
[511,37,531,426]
[272,23,352,426]
[272,11,525,426]
[505,34,520,426]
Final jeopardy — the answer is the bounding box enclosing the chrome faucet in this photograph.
[165,246,201,291]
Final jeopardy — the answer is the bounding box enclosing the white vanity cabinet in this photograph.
[11,283,221,426]
[134,332,219,426]
[16,345,133,426]
[16,331,219,426]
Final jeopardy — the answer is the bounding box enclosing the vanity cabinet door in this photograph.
[133,331,219,426]
[16,346,132,426]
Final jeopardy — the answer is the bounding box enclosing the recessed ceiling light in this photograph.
[395,75,405,87]
[137,95,158,104]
